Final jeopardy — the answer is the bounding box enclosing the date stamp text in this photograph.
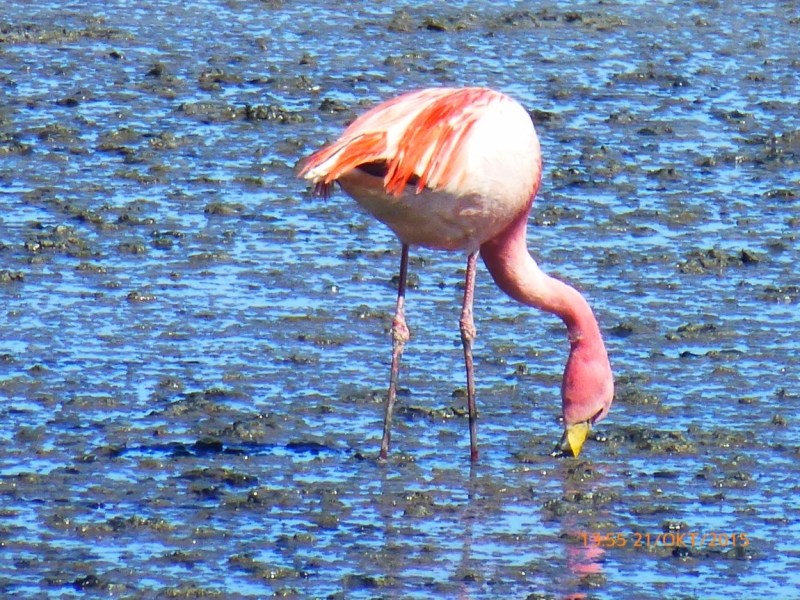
[580,532,749,549]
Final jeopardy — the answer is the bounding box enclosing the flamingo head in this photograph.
[559,335,614,457]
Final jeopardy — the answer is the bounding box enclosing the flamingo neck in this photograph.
[479,209,602,345]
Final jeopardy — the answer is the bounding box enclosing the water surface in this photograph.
[1,0,799,598]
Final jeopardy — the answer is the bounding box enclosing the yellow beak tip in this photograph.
[565,422,591,457]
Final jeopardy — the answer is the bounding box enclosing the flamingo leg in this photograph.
[380,243,410,460]
[460,251,479,461]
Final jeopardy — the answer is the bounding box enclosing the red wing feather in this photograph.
[384,88,495,196]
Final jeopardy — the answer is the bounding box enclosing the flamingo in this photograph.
[300,87,613,461]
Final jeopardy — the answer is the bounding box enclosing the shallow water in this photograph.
[1,0,799,598]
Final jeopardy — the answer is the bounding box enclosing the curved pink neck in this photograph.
[480,209,603,345]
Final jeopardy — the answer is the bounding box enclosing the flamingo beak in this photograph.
[565,421,591,457]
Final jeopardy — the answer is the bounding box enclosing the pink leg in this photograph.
[380,243,410,460]
[460,251,479,461]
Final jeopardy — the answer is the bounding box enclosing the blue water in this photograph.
[1,0,799,598]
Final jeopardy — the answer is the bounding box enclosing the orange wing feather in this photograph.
[300,88,501,197]
[301,131,387,197]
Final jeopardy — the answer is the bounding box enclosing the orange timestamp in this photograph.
[580,532,749,549]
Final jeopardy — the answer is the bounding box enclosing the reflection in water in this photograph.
[423,464,608,599]
[567,543,604,577]
[458,465,479,600]
[559,464,607,599]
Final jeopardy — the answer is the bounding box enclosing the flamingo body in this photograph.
[300,87,613,459]
[303,88,540,251]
